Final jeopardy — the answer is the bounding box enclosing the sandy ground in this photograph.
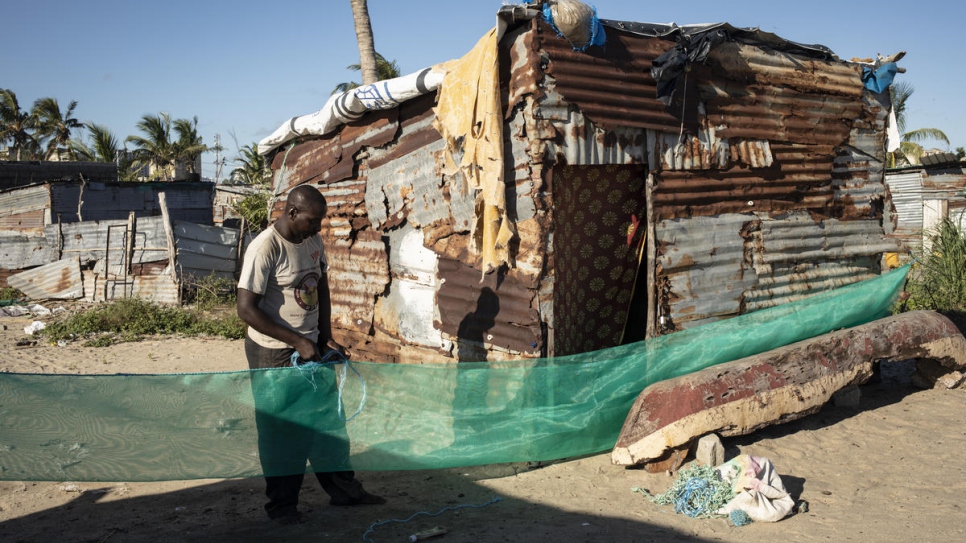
[1,310,966,543]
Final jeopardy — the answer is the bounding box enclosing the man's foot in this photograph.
[270,512,305,525]
[330,492,387,506]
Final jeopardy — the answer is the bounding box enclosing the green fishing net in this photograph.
[0,265,908,482]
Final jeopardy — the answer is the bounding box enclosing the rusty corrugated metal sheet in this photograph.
[656,211,894,331]
[324,218,389,337]
[505,17,543,109]
[707,41,862,96]
[922,172,966,192]
[0,210,46,232]
[7,257,83,300]
[540,20,680,132]
[436,258,541,356]
[271,108,399,194]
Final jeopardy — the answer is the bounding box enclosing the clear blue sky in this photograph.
[4,0,964,179]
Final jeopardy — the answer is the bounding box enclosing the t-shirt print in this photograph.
[294,272,321,311]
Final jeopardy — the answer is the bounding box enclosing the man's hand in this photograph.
[320,338,349,360]
[294,336,323,362]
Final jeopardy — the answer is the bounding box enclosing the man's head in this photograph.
[279,185,327,243]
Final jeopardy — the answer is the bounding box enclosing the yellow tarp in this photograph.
[433,28,515,273]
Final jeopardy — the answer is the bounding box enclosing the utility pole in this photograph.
[213,133,225,183]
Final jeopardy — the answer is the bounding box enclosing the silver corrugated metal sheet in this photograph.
[174,221,240,279]
[0,184,49,217]
[48,218,169,266]
[366,138,448,230]
[658,211,895,330]
[373,224,447,350]
[0,232,50,269]
[7,257,84,300]
[81,270,180,304]
[657,214,759,326]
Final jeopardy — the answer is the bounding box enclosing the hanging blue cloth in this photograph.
[862,62,898,93]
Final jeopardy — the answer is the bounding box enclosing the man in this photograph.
[237,184,384,524]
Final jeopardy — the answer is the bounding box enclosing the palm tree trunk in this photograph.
[350,0,379,85]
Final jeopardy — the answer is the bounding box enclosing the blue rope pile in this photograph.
[649,464,736,519]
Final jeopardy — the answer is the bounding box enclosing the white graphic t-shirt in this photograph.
[237,225,327,349]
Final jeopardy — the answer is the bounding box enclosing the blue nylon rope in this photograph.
[361,497,502,543]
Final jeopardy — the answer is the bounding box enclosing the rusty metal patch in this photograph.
[436,258,542,356]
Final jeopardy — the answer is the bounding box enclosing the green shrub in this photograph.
[230,190,270,232]
[0,286,23,301]
[182,272,238,311]
[903,218,966,313]
[41,297,246,346]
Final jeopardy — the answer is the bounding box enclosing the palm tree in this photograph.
[173,116,207,176]
[350,0,379,86]
[889,81,950,167]
[70,122,140,181]
[126,113,179,180]
[230,142,271,186]
[33,97,82,161]
[0,88,39,160]
[332,52,402,95]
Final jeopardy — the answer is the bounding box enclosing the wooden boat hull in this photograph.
[612,310,966,466]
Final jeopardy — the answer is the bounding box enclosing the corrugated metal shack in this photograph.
[0,178,244,298]
[885,157,966,251]
[262,4,899,363]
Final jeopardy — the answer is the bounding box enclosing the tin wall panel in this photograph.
[82,270,179,304]
[528,88,648,168]
[45,218,169,267]
[707,41,863,97]
[366,139,450,230]
[540,20,680,132]
[324,219,389,335]
[0,210,46,232]
[657,211,890,330]
[174,221,240,280]
[437,258,541,356]
[320,178,367,218]
[656,214,758,327]
[7,257,83,300]
[0,184,49,216]
[48,182,213,224]
[0,162,116,191]
[0,231,50,269]
[373,224,447,350]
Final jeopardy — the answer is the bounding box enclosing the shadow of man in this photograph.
[453,288,500,442]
